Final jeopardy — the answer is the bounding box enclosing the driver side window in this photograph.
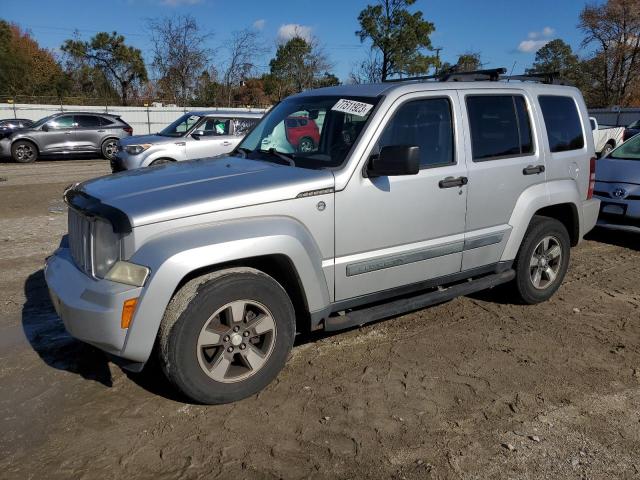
[47,115,75,130]
[377,98,455,169]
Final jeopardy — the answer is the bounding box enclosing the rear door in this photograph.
[74,115,103,152]
[42,115,76,153]
[459,89,546,270]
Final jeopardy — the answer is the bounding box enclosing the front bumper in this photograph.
[594,183,640,234]
[44,247,143,358]
[111,150,148,172]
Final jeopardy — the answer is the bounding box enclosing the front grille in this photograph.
[68,208,93,275]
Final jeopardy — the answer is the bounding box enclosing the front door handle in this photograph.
[439,176,468,189]
[175,142,186,146]
[64,131,73,135]
[523,164,545,175]
[222,141,232,146]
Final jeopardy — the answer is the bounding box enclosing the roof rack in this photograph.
[382,67,571,85]
[505,71,572,85]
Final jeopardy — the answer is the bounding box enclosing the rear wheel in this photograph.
[101,138,119,160]
[513,216,570,304]
[297,137,315,153]
[11,140,38,163]
[158,268,295,404]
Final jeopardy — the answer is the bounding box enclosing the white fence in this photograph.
[0,103,267,135]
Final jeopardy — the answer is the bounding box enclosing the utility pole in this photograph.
[434,47,443,75]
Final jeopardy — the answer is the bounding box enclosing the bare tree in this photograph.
[349,52,382,84]
[579,0,640,106]
[147,15,212,105]
[222,28,267,107]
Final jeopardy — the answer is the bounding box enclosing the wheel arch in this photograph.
[501,180,582,261]
[120,217,331,363]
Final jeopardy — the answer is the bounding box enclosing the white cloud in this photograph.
[518,39,552,53]
[277,24,313,43]
[161,0,203,6]
[253,19,266,30]
[518,27,555,52]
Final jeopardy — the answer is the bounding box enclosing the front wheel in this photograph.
[158,268,296,404]
[11,140,38,163]
[513,216,570,304]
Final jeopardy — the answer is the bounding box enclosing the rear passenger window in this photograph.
[378,98,454,168]
[75,115,101,128]
[99,117,115,126]
[538,96,585,152]
[466,95,534,161]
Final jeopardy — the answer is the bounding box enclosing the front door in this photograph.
[186,118,235,159]
[334,92,469,301]
[42,115,76,154]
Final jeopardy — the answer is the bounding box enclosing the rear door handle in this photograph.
[439,176,468,189]
[523,164,545,175]
[175,142,186,146]
[64,131,73,135]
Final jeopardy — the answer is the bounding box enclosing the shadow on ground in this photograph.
[585,228,639,251]
[22,269,113,386]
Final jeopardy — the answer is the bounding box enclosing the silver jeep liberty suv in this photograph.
[46,68,600,404]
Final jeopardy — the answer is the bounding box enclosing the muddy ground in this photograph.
[0,159,639,480]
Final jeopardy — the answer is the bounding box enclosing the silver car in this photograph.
[594,133,640,232]
[112,111,263,172]
[0,112,133,163]
[46,73,600,404]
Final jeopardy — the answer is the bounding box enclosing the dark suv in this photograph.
[0,112,133,163]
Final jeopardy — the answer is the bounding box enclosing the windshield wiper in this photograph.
[259,148,296,167]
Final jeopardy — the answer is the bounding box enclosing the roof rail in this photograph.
[505,71,572,85]
[439,67,507,82]
[382,67,508,84]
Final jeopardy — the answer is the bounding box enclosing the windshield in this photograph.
[236,95,379,169]
[609,134,640,160]
[31,114,57,129]
[159,113,202,137]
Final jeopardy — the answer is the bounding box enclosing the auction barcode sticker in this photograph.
[331,99,374,117]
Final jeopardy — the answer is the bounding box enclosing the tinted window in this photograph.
[47,115,74,129]
[467,95,534,161]
[99,117,115,126]
[378,98,454,168]
[539,96,584,152]
[75,115,101,128]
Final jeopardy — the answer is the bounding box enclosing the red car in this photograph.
[285,116,320,152]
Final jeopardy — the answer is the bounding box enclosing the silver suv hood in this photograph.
[77,156,335,227]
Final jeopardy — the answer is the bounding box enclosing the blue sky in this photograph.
[1,0,597,81]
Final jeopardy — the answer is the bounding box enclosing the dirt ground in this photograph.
[0,159,639,480]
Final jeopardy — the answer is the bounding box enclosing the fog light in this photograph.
[105,261,150,287]
[121,298,138,329]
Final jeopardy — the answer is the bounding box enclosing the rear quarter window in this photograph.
[538,95,585,153]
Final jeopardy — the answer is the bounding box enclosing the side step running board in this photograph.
[324,270,516,332]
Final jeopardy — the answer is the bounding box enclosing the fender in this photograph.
[501,179,581,261]
[119,216,331,362]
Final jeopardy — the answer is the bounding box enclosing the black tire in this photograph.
[150,158,173,166]
[513,216,571,304]
[101,138,119,160]
[158,268,295,404]
[297,137,315,153]
[11,140,38,163]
